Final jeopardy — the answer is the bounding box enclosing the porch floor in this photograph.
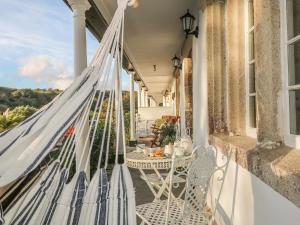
[130,168,218,225]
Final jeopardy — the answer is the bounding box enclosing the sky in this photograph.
[0,0,131,90]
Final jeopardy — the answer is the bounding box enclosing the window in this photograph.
[245,0,257,137]
[282,0,300,147]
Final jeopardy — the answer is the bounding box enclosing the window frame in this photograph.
[281,0,300,148]
[245,0,257,138]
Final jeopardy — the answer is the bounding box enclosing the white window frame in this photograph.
[281,0,300,148]
[245,0,257,138]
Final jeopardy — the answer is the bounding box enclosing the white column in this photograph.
[166,95,170,107]
[68,0,91,179]
[163,96,166,106]
[129,72,136,141]
[150,98,157,107]
[141,87,146,107]
[145,90,149,107]
[193,10,208,147]
[68,0,91,77]
[137,84,141,108]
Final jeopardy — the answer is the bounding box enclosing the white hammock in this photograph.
[0,0,136,224]
[0,204,3,225]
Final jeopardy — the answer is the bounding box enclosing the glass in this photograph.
[249,63,256,93]
[288,40,300,85]
[287,0,300,39]
[249,31,255,61]
[289,89,300,134]
[249,96,257,128]
[248,0,254,29]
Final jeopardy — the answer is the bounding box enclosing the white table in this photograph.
[126,151,193,201]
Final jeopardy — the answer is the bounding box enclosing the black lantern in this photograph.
[171,55,181,68]
[180,9,199,38]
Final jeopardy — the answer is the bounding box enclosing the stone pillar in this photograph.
[254,0,282,144]
[183,58,193,136]
[163,95,166,106]
[206,0,226,134]
[179,68,186,137]
[176,76,180,116]
[68,0,91,179]
[193,8,209,147]
[129,71,137,145]
[226,0,246,136]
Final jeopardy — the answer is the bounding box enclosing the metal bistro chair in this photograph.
[139,148,196,199]
[136,145,229,225]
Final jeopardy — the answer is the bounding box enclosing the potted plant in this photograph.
[159,123,176,147]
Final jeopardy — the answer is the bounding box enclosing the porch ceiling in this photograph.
[94,0,198,102]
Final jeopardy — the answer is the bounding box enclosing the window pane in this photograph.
[249,96,257,128]
[249,31,255,61]
[248,0,254,29]
[288,40,300,85]
[287,0,300,39]
[249,63,256,93]
[289,90,300,134]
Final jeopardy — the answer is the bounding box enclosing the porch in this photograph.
[63,0,300,224]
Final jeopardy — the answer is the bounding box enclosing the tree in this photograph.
[0,106,37,132]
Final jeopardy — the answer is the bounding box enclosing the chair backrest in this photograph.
[182,145,217,217]
[165,148,197,225]
[165,145,231,225]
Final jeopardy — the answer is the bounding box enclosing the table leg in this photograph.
[139,169,159,200]
[153,168,175,200]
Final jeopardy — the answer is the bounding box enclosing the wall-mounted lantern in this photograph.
[171,55,181,69]
[180,9,199,38]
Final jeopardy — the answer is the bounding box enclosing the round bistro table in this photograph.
[126,151,193,201]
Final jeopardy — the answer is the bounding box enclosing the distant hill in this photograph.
[0,87,61,113]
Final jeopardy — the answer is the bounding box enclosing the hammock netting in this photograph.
[0,0,136,224]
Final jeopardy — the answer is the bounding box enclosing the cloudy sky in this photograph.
[0,0,130,90]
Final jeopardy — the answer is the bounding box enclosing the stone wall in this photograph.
[175,76,180,117]
[206,0,227,134]
[204,0,282,141]
[210,134,300,207]
[254,0,282,144]
[226,0,246,136]
[196,0,300,207]
[183,58,193,135]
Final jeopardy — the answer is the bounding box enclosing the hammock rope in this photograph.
[1,0,136,224]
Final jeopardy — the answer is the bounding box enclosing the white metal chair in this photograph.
[139,149,196,199]
[136,145,228,225]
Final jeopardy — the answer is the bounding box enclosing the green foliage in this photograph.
[0,87,60,113]
[154,118,166,129]
[0,106,37,132]
[0,86,132,178]
[159,123,177,146]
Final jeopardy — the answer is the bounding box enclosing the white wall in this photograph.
[138,106,174,121]
[208,149,300,225]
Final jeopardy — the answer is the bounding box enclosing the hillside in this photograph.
[0,86,132,176]
[0,87,61,113]
[0,87,132,134]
